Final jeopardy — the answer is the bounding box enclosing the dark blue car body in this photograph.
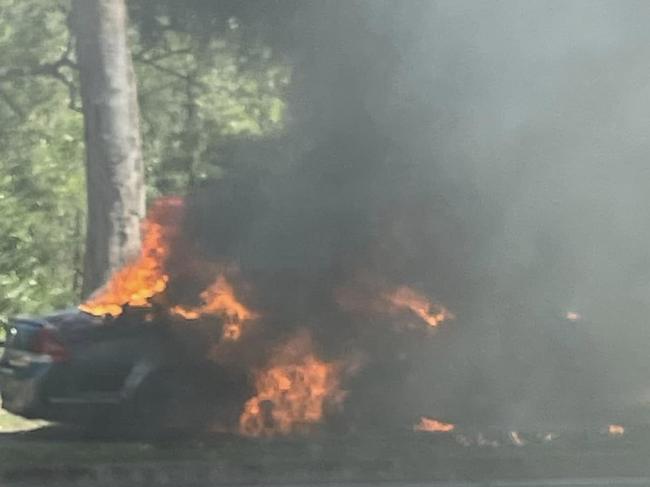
[0,309,248,433]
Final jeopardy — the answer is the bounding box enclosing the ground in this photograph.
[3,409,650,486]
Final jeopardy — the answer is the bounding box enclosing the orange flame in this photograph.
[171,275,258,341]
[413,416,455,432]
[608,424,625,436]
[239,333,346,437]
[384,286,453,327]
[79,197,184,317]
[336,283,454,330]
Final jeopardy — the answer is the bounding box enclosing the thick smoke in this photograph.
[187,0,650,432]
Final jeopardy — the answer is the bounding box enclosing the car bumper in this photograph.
[0,362,50,417]
[1,363,124,423]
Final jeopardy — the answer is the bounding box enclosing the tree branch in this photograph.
[0,46,80,112]
[133,56,202,86]
[132,47,192,64]
[0,87,25,119]
[50,69,82,112]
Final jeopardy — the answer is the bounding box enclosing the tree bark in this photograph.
[72,0,145,298]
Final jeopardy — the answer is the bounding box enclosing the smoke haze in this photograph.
[187,0,650,432]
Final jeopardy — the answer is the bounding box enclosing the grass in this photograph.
[0,406,48,433]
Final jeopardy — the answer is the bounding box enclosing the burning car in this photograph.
[0,192,625,443]
[0,307,250,435]
[0,195,459,437]
[0,197,353,436]
[0,197,258,435]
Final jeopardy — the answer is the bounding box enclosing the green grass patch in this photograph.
[0,408,48,433]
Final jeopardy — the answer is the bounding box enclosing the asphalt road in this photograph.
[3,420,650,487]
[9,478,650,487]
[260,482,650,487]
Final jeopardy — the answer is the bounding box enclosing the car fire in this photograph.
[239,333,346,437]
[8,2,650,486]
[3,191,639,443]
[53,195,457,437]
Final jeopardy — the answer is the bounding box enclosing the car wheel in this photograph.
[126,369,214,438]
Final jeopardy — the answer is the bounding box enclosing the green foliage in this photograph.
[0,0,70,68]
[135,25,289,195]
[0,0,288,318]
[0,0,83,321]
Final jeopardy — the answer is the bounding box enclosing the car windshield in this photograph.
[2,1,650,486]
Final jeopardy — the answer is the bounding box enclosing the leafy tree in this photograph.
[133,20,289,195]
[0,0,287,320]
[0,0,84,321]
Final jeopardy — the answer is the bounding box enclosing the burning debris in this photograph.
[565,311,581,322]
[336,281,454,332]
[607,424,625,437]
[384,286,454,328]
[414,416,456,433]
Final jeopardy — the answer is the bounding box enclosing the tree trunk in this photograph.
[72,0,145,298]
